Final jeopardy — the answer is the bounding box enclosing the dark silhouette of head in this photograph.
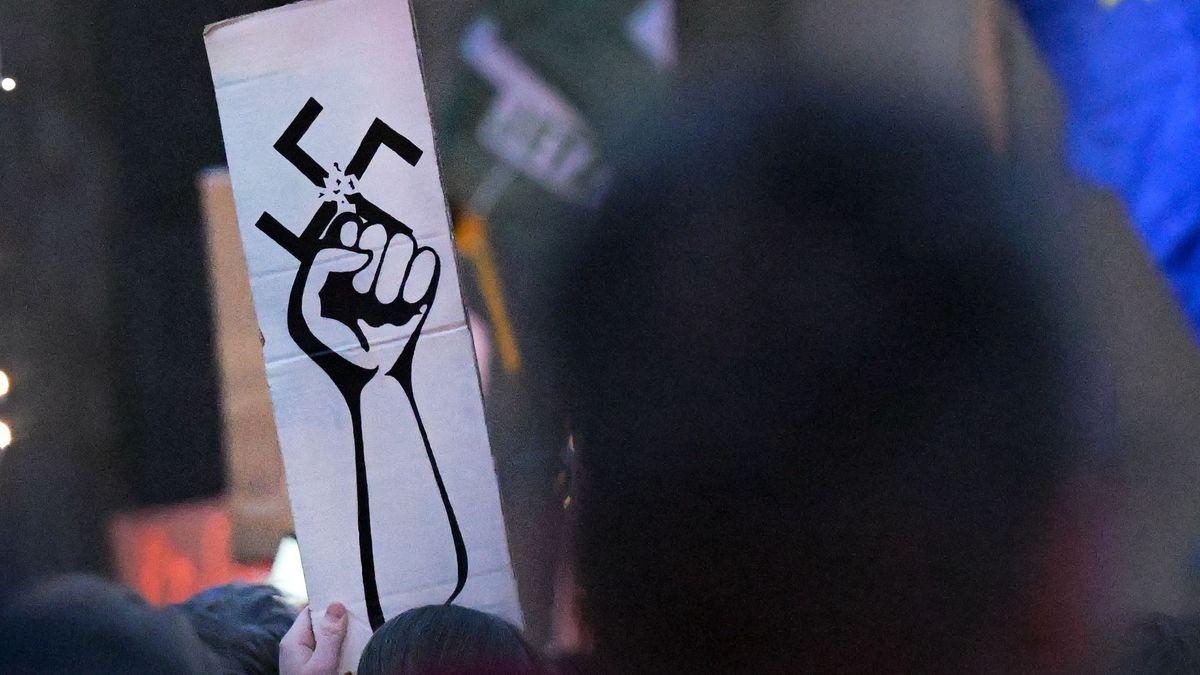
[553,77,1090,673]
[0,575,213,674]
[358,604,539,675]
[174,583,296,675]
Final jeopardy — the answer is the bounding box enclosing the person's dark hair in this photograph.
[357,604,539,675]
[0,574,214,674]
[174,583,296,675]
[553,76,1086,673]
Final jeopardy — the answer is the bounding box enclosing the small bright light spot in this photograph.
[1,78,17,92]
[0,371,9,398]
[0,422,12,449]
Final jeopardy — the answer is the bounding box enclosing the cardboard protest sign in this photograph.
[204,0,522,665]
[199,169,293,564]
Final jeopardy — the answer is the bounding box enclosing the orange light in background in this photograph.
[110,502,271,605]
[0,370,10,398]
[0,77,14,92]
[0,421,12,449]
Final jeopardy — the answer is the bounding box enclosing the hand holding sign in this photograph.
[280,603,349,675]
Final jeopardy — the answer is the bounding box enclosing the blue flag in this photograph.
[1015,0,1200,330]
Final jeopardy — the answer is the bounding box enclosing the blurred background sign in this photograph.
[199,168,292,564]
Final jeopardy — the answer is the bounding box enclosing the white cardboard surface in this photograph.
[204,0,521,668]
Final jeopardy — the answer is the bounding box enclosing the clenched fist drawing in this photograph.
[293,210,441,388]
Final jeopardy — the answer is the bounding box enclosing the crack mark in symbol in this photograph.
[250,97,470,632]
[317,162,359,204]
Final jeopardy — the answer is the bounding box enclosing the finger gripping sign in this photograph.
[204,0,522,668]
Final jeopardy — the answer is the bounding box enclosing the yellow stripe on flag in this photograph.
[456,211,523,374]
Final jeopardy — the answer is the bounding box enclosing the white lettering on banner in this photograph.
[461,17,612,209]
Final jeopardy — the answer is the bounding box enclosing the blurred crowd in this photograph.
[6,0,1200,673]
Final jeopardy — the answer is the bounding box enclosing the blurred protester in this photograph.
[0,574,213,674]
[1103,613,1200,674]
[175,583,296,675]
[1013,0,1200,332]
[358,604,541,675]
[279,601,349,675]
[437,1,676,640]
[550,76,1106,673]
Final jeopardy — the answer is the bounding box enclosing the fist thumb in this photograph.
[310,602,349,670]
[318,602,348,637]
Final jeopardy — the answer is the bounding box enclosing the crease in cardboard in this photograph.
[264,322,471,372]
